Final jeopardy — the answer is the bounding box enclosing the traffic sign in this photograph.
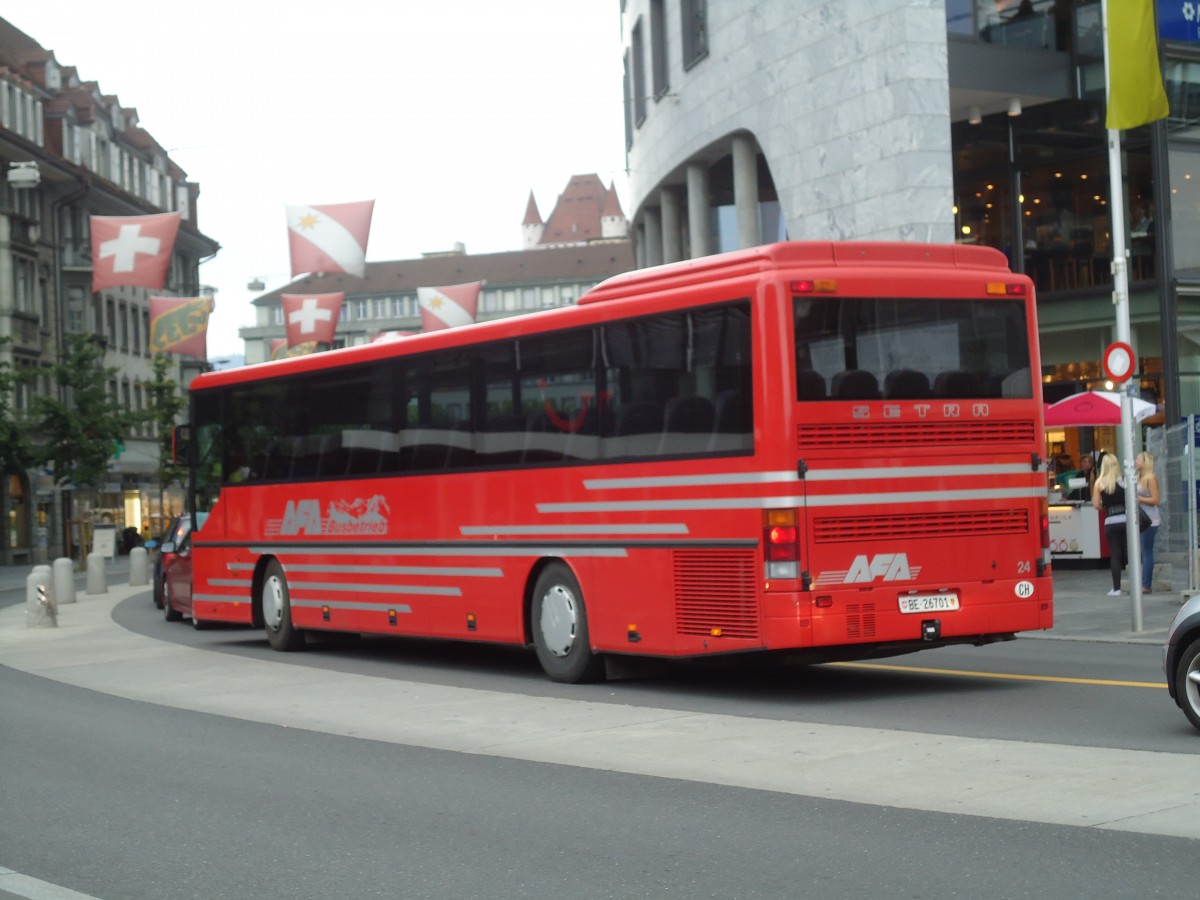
[1102,341,1135,383]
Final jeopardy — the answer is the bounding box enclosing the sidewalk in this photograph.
[0,555,1190,644]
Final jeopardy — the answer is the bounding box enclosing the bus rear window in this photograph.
[793,297,1032,401]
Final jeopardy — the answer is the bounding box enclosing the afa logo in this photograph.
[277,495,390,537]
[845,553,914,583]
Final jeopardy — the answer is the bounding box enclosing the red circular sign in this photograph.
[1103,341,1135,383]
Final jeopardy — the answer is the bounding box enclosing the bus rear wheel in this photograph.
[262,560,304,652]
[531,563,603,683]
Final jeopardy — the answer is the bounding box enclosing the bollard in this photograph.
[129,546,149,586]
[26,566,57,628]
[53,557,76,605]
[86,551,108,595]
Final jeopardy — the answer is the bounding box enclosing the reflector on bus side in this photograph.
[986,282,1027,295]
[789,279,837,293]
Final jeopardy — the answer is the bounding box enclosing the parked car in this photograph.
[151,515,194,609]
[152,513,206,614]
[162,511,208,626]
[1163,593,1200,733]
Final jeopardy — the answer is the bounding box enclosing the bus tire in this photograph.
[531,563,603,683]
[1175,637,1200,732]
[262,560,304,652]
[163,581,182,622]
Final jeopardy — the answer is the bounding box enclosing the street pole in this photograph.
[1102,0,1144,631]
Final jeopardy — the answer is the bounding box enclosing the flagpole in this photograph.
[1102,0,1144,631]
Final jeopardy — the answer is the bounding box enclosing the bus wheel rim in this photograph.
[264,576,284,629]
[540,584,577,658]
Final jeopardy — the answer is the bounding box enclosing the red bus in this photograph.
[185,241,1053,681]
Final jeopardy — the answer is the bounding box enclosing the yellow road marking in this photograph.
[828,660,1167,689]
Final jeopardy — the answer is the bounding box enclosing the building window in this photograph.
[67,289,85,334]
[631,18,647,127]
[650,0,669,99]
[681,0,708,70]
[107,300,116,345]
[271,306,283,326]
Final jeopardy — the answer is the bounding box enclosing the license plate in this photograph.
[898,593,960,614]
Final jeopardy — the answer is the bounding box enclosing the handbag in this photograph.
[1138,507,1151,532]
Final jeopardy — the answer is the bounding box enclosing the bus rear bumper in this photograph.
[763,577,1053,651]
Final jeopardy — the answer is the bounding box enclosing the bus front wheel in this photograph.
[262,560,304,652]
[531,563,603,683]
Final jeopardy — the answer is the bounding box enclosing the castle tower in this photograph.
[522,191,544,249]
[601,181,629,240]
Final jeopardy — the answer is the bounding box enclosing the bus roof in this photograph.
[579,241,1010,305]
[192,240,1013,392]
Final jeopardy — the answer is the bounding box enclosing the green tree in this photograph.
[145,353,187,497]
[33,334,133,493]
[0,339,35,475]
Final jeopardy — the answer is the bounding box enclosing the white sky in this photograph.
[10,1,630,358]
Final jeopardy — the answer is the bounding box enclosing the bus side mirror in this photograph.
[172,425,191,465]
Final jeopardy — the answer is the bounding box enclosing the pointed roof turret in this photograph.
[523,190,543,226]
[602,181,625,218]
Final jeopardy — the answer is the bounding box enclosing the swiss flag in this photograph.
[282,292,344,347]
[418,281,482,332]
[286,200,374,278]
[91,212,181,292]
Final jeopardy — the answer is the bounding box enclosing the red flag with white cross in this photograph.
[90,212,181,291]
[281,292,344,347]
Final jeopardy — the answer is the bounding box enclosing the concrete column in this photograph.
[643,207,664,268]
[26,566,56,628]
[86,551,107,595]
[129,546,149,585]
[686,164,711,259]
[53,557,75,605]
[732,133,761,250]
[661,189,683,264]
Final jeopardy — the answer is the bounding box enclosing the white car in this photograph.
[1164,593,1200,733]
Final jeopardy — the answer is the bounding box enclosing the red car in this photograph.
[152,514,194,609]
[162,513,206,626]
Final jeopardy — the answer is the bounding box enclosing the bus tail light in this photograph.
[764,508,800,579]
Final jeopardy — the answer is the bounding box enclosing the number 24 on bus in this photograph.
[182,241,1052,682]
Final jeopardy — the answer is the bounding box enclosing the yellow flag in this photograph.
[1106,0,1169,130]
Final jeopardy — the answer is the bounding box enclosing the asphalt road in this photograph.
[113,587,1196,753]
[1,664,1195,900]
[1,584,1197,899]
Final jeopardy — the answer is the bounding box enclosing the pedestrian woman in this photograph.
[1092,453,1129,596]
[1136,450,1161,592]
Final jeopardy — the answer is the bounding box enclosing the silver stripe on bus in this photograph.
[458,523,689,536]
[228,562,502,577]
[292,599,413,614]
[208,579,253,587]
[584,464,1036,491]
[290,580,462,597]
[538,487,1046,514]
[193,593,245,605]
[249,545,629,558]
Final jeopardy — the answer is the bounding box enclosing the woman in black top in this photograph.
[1091,453,1128,596]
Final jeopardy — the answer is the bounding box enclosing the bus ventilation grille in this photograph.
[813,509,1029,543]
[673,549,759,640]
[846,603,877,639]
[797,420,1036,448]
